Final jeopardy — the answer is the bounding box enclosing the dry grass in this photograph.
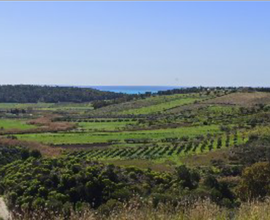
[8,198,270,220]
[181,148,230,167]
[6,199,225,220]
[203,92,270,107]
[0,116,76,136]
[28,115,76,132]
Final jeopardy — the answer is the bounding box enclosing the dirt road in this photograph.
[0,197,10,220]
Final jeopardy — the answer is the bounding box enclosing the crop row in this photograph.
[67,133,247,160]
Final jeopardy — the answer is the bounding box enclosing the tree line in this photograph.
[0,85,127,103]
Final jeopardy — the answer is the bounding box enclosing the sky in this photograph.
[0,2,270,87]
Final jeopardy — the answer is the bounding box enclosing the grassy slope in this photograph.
[120,97,200,115]
[89,93,211,116]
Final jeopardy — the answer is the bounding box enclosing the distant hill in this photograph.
[204,91,270,107]
[0,85,127,103]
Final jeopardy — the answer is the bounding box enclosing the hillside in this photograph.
[203,92,270,106]
[0,85,127,103]
[88,93,208,116]
[1,88,270,219]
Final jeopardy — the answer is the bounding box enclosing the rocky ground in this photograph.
[0,198,10,220]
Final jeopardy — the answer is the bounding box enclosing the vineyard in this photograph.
[66,132,248,162]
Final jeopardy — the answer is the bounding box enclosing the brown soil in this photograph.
[0,137,62,157]
[0,115,76,135]
[181,149,230,167]
[104,159,174,172]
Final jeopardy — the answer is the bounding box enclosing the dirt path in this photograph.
[0,197,10,220]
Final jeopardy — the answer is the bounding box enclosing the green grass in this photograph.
[0,102,93,112]
[0,119,37,131]
[77,121,136,131]
[15,125,220,145]
[39,103,93,111]
[120,97,200,115]
[0,103,52,109]
[206,105,239,113]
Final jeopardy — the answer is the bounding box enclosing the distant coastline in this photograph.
[0,84,185,95]
[85,86,184,94]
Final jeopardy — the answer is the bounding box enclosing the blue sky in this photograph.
[0,2,270,87]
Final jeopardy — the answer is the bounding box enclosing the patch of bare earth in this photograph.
[0,115,76,135]
[27,115,76,132]
[181,149,230,167]
[104,159,174,172]
[0,198,10,220]
[0,137,62,157]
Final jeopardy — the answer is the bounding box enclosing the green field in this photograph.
[120,97,200,115]
[15,125,220,144]
[0,103,52,109]
[0,102,93,112]
[39,103,93,111]
[77,121,136,131]
[0,119,37,131]
[0,90,265,165]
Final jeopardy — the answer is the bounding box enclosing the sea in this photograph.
[86,86,184,94]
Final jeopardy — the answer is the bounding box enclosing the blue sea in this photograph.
[87,86,184,94]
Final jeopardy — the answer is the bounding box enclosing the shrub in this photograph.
[237,162,270,201]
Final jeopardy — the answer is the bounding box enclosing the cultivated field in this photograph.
[0,89,264,168]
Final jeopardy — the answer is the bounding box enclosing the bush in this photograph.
[237,162,270,201]
[152,193,177,208]
[97,199,122,216]
[30,150,42,158]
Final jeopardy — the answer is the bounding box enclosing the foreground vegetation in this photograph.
[9,199,270,220]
